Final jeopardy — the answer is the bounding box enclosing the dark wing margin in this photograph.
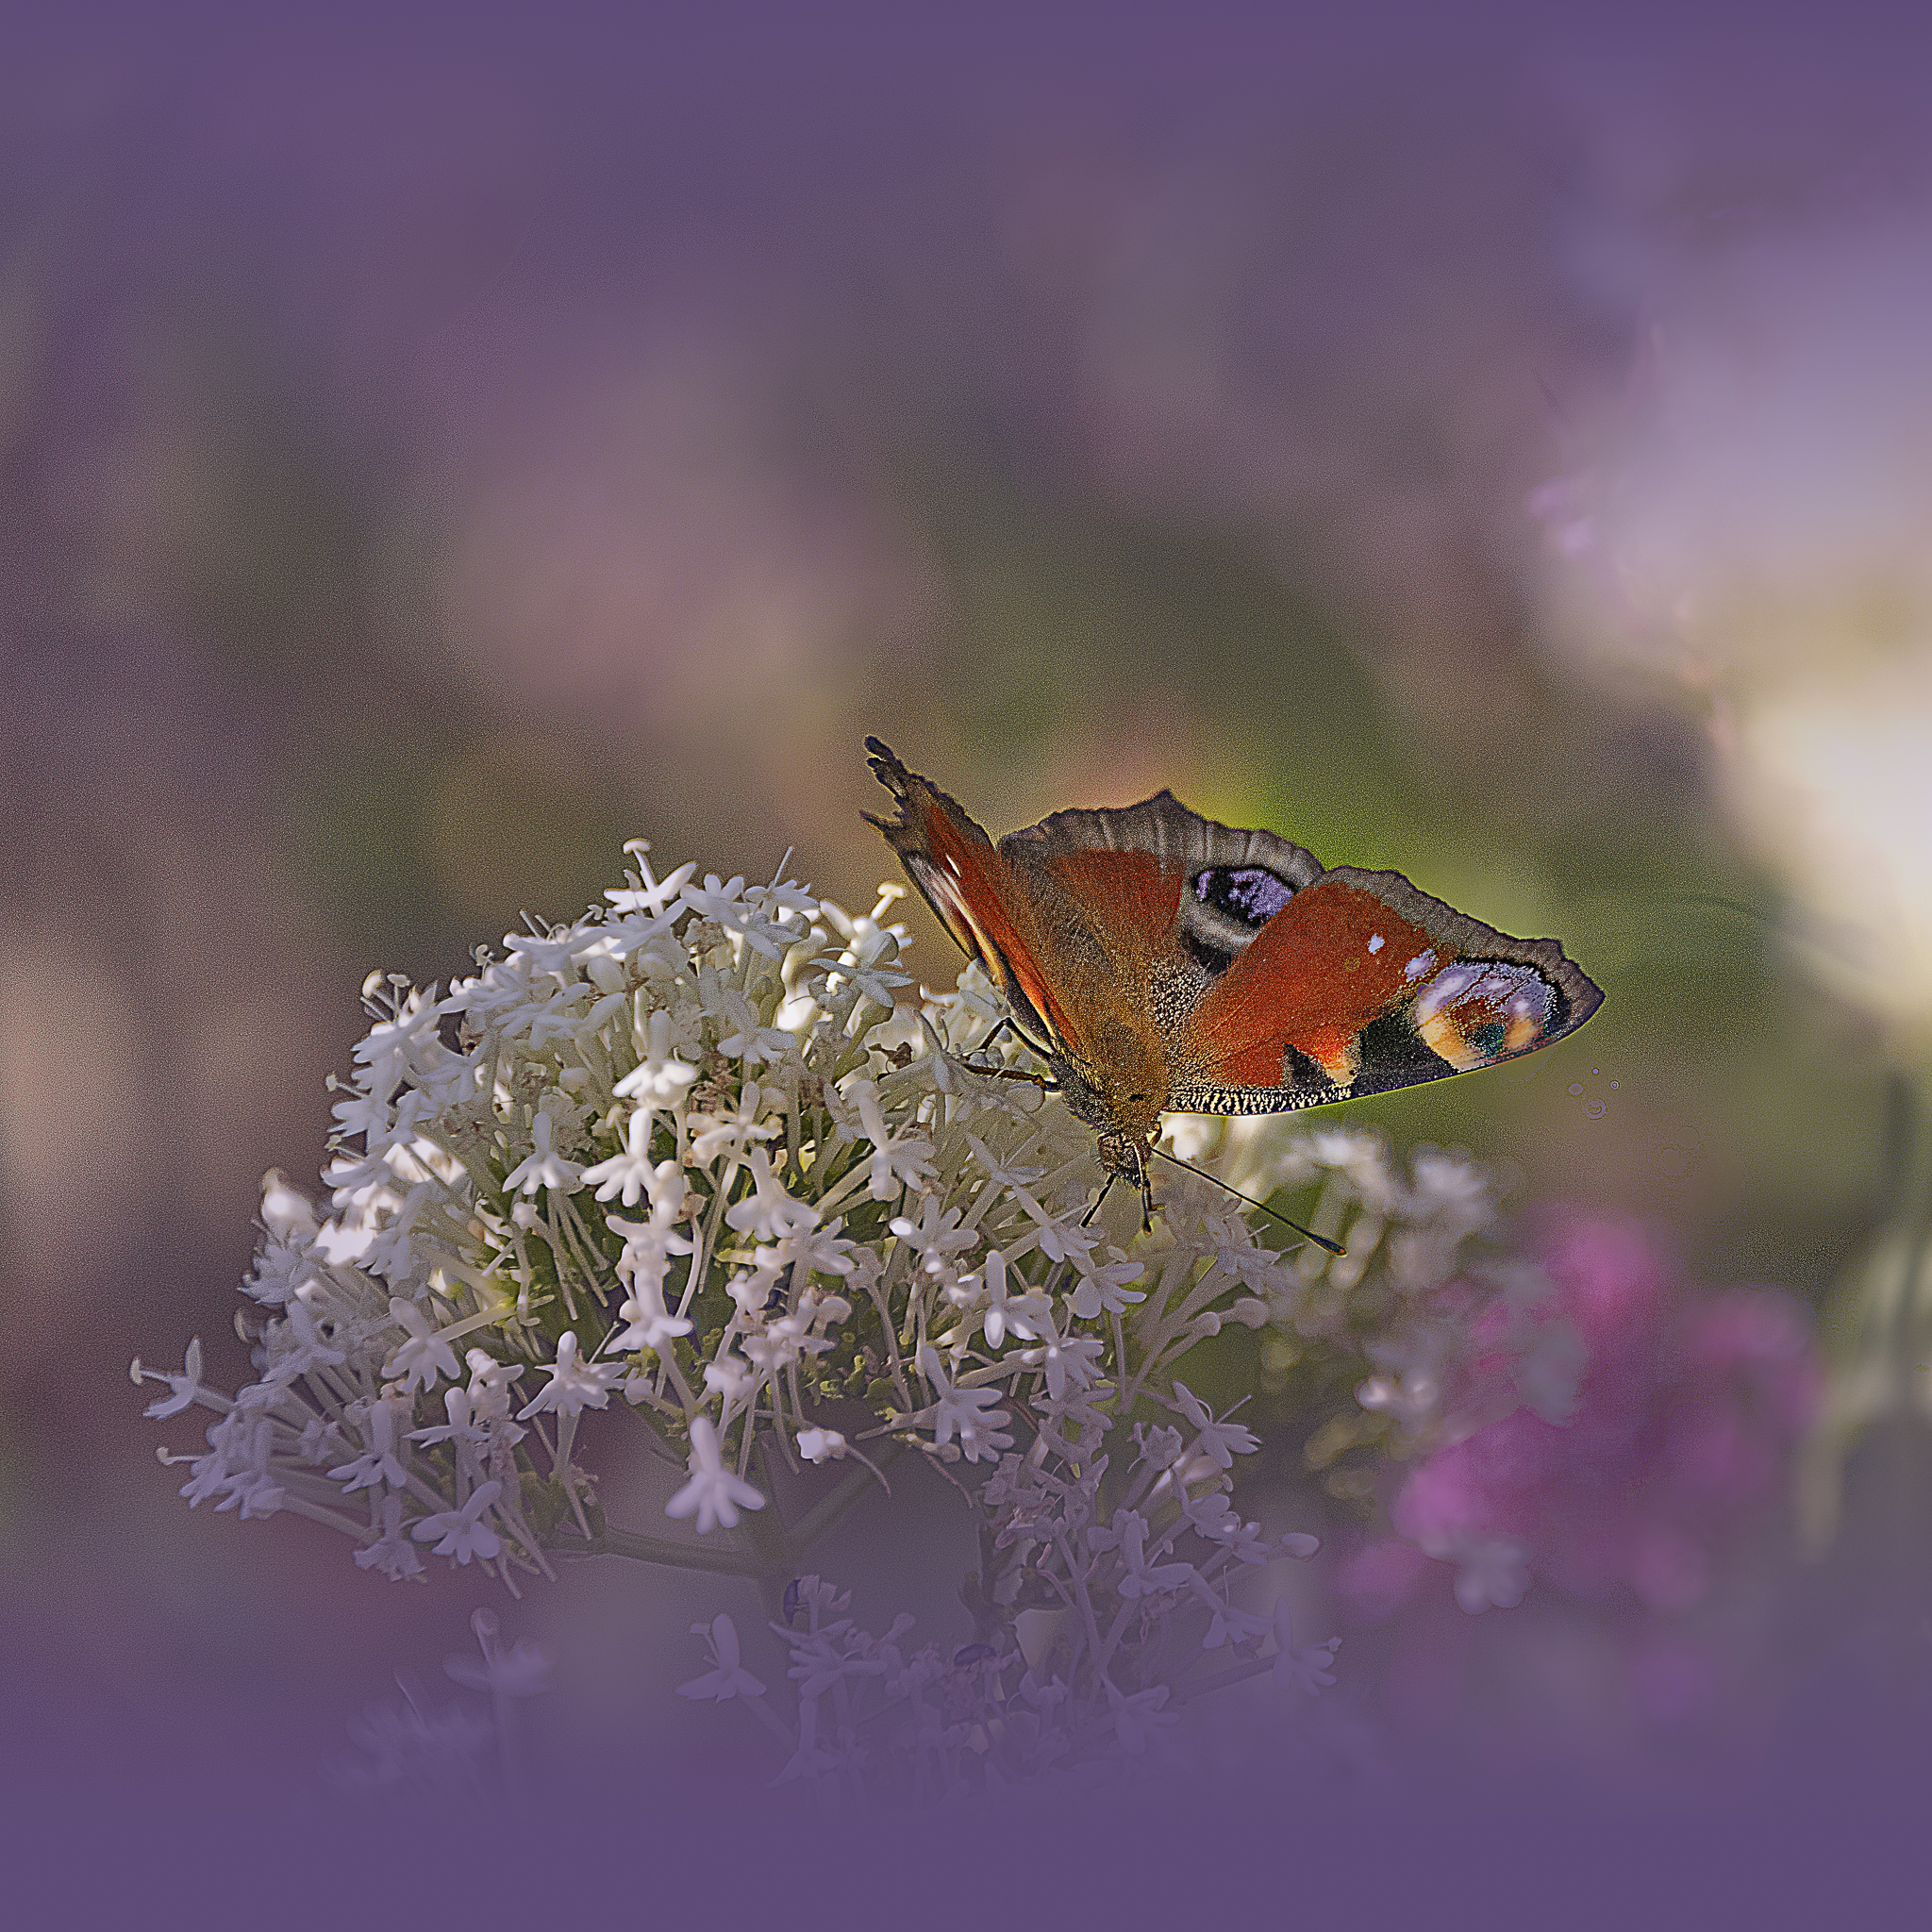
[1322,867,1605,1074]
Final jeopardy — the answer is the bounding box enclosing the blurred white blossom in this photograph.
[1531,219,1932,1026]
[333,1610,552,1800]
[1159,1116,1564,1493]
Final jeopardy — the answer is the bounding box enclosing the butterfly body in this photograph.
[863,739,1603,1194]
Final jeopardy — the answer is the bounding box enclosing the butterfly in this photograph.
[863,738,1604,1218]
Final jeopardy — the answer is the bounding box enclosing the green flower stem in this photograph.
[543,1441,903,1591]
[1799,1063,1932,1554]
[739,1463,792,1573]
[544,1525,768,1577]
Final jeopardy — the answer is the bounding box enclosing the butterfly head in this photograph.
[1092,1129,1153,1190]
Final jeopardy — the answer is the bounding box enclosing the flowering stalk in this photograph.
[134,830,1600,1786]
[138,842,1327,1584]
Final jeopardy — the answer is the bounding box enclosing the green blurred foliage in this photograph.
[58,291,1892,1357]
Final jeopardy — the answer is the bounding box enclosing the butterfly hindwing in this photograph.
[1169,867,1605,1113]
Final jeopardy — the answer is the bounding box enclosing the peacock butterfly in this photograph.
[863,739,1604,1211]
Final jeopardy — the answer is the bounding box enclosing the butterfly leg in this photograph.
[1080,1174,1117,1228]
[958,1052,1058,1091]
[963,1015,1058,1084]
[984,1066,1058,1091]
[974,1016,1028,1057]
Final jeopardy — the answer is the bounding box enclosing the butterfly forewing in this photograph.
[862,740,1081,1052]
[1035,849,1183,970]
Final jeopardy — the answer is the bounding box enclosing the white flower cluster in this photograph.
[137,833,1560,1624]
[137,842,1306,1588]
[674,1126,1554,1792]
[681,1444,1339,1800]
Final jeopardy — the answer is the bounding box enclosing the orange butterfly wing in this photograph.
[1041,849,1185,971]
[1181,876,1437,1087]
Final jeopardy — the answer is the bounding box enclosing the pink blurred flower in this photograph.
[1341,1213,1821,1623]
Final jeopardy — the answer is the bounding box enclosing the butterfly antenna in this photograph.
[1148,1146,1345,1256]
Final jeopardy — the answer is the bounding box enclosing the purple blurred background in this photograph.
[7,0,1932,1891]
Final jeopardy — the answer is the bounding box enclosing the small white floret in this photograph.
[796,1427,847,1464]
[666,1416,766,1534]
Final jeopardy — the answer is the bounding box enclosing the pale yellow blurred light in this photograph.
[1724,658,1932,1027]
[1533,217,1932,1027]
